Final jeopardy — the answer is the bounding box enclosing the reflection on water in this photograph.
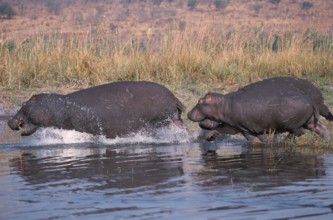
[0,116,333,219]
[0,116,19,143]
[10,144,185,190]
[1,139,333,219]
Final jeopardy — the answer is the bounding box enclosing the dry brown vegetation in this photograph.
[0,0,332,95]
[1,26,332,89]
[1,0,332,41]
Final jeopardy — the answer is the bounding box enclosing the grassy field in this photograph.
[1,27,332,89]
[1,27,333,147]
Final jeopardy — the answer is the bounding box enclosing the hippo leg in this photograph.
[306,121,330,139]
[288,128,306,137]
[173,118,184,128]
[205,130,220,141]
[284,128,306,141]
[242,132,262,144]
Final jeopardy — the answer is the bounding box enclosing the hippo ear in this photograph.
[30,95,38,103]
[205,94,214,103]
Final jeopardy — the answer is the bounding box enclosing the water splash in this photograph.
[99,123,192,145]
[18,123,192,146]
[19,128,96,146]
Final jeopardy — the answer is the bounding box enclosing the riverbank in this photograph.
[1,78,333,148]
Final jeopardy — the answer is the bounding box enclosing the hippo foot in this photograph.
[202,150,217,156]
[205,130,221,141]
[306,121,330,140]
[242,132,263,144]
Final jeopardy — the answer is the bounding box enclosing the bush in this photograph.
[45,0,61,14]
[0,3,16,19]
[301,1,313,10]
[269,0,281,4]
[153,0,163,5]
[3,41,16,53]
[252,3,262,14]
[187,0,197,10]
[179,21,186,31]
[214,0,229,10]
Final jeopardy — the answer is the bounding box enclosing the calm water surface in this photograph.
[0,117,333,220]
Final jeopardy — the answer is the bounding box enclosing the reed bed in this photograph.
[0,27,332,90]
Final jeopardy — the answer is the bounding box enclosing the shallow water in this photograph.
[1,119,333,219]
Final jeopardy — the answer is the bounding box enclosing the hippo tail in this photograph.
[319,104,333,121]
[174,97,185,122]
[175,97,185,113]
[171,97,185,127]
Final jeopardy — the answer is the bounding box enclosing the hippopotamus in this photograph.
[8,81,185,138]
[188,77,333,142]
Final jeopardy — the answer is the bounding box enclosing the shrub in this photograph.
[269,0,281,4]
[0,2,16,19]
[187,0,197,10]
[153,0,163,5]
[301,1,313,10]
[214,0,229,10]
[45,0,61,14]
[3,41,16,53]
[179,21,186,31]
[252,3,262,14]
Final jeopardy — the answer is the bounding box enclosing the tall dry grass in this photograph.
[0,27,332,90]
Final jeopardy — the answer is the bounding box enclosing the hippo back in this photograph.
[67,81,184,137]
[239,77,323,105]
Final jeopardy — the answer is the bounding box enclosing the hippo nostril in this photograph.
[18,120,23,129]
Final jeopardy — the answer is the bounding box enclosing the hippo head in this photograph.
[187,93,224,123]
[8,94,56,136]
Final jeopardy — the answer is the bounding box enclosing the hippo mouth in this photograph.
[20,124,39,136]
[8,117,39,136]
[187,106,207,122]
[199,119,221,130]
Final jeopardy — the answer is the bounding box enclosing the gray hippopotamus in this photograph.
[8,81,185,138]
[188,77,333,142]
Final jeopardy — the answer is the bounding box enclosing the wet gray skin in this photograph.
[8,81,185,138]
[8,94,66,136]
[8,93,105,137]
[7,111,38,136]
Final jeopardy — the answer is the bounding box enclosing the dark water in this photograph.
[1,119,333,219]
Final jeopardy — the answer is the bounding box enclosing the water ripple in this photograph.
[1,139,333,219]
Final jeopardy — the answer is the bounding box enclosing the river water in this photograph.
[1,116,333,220]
